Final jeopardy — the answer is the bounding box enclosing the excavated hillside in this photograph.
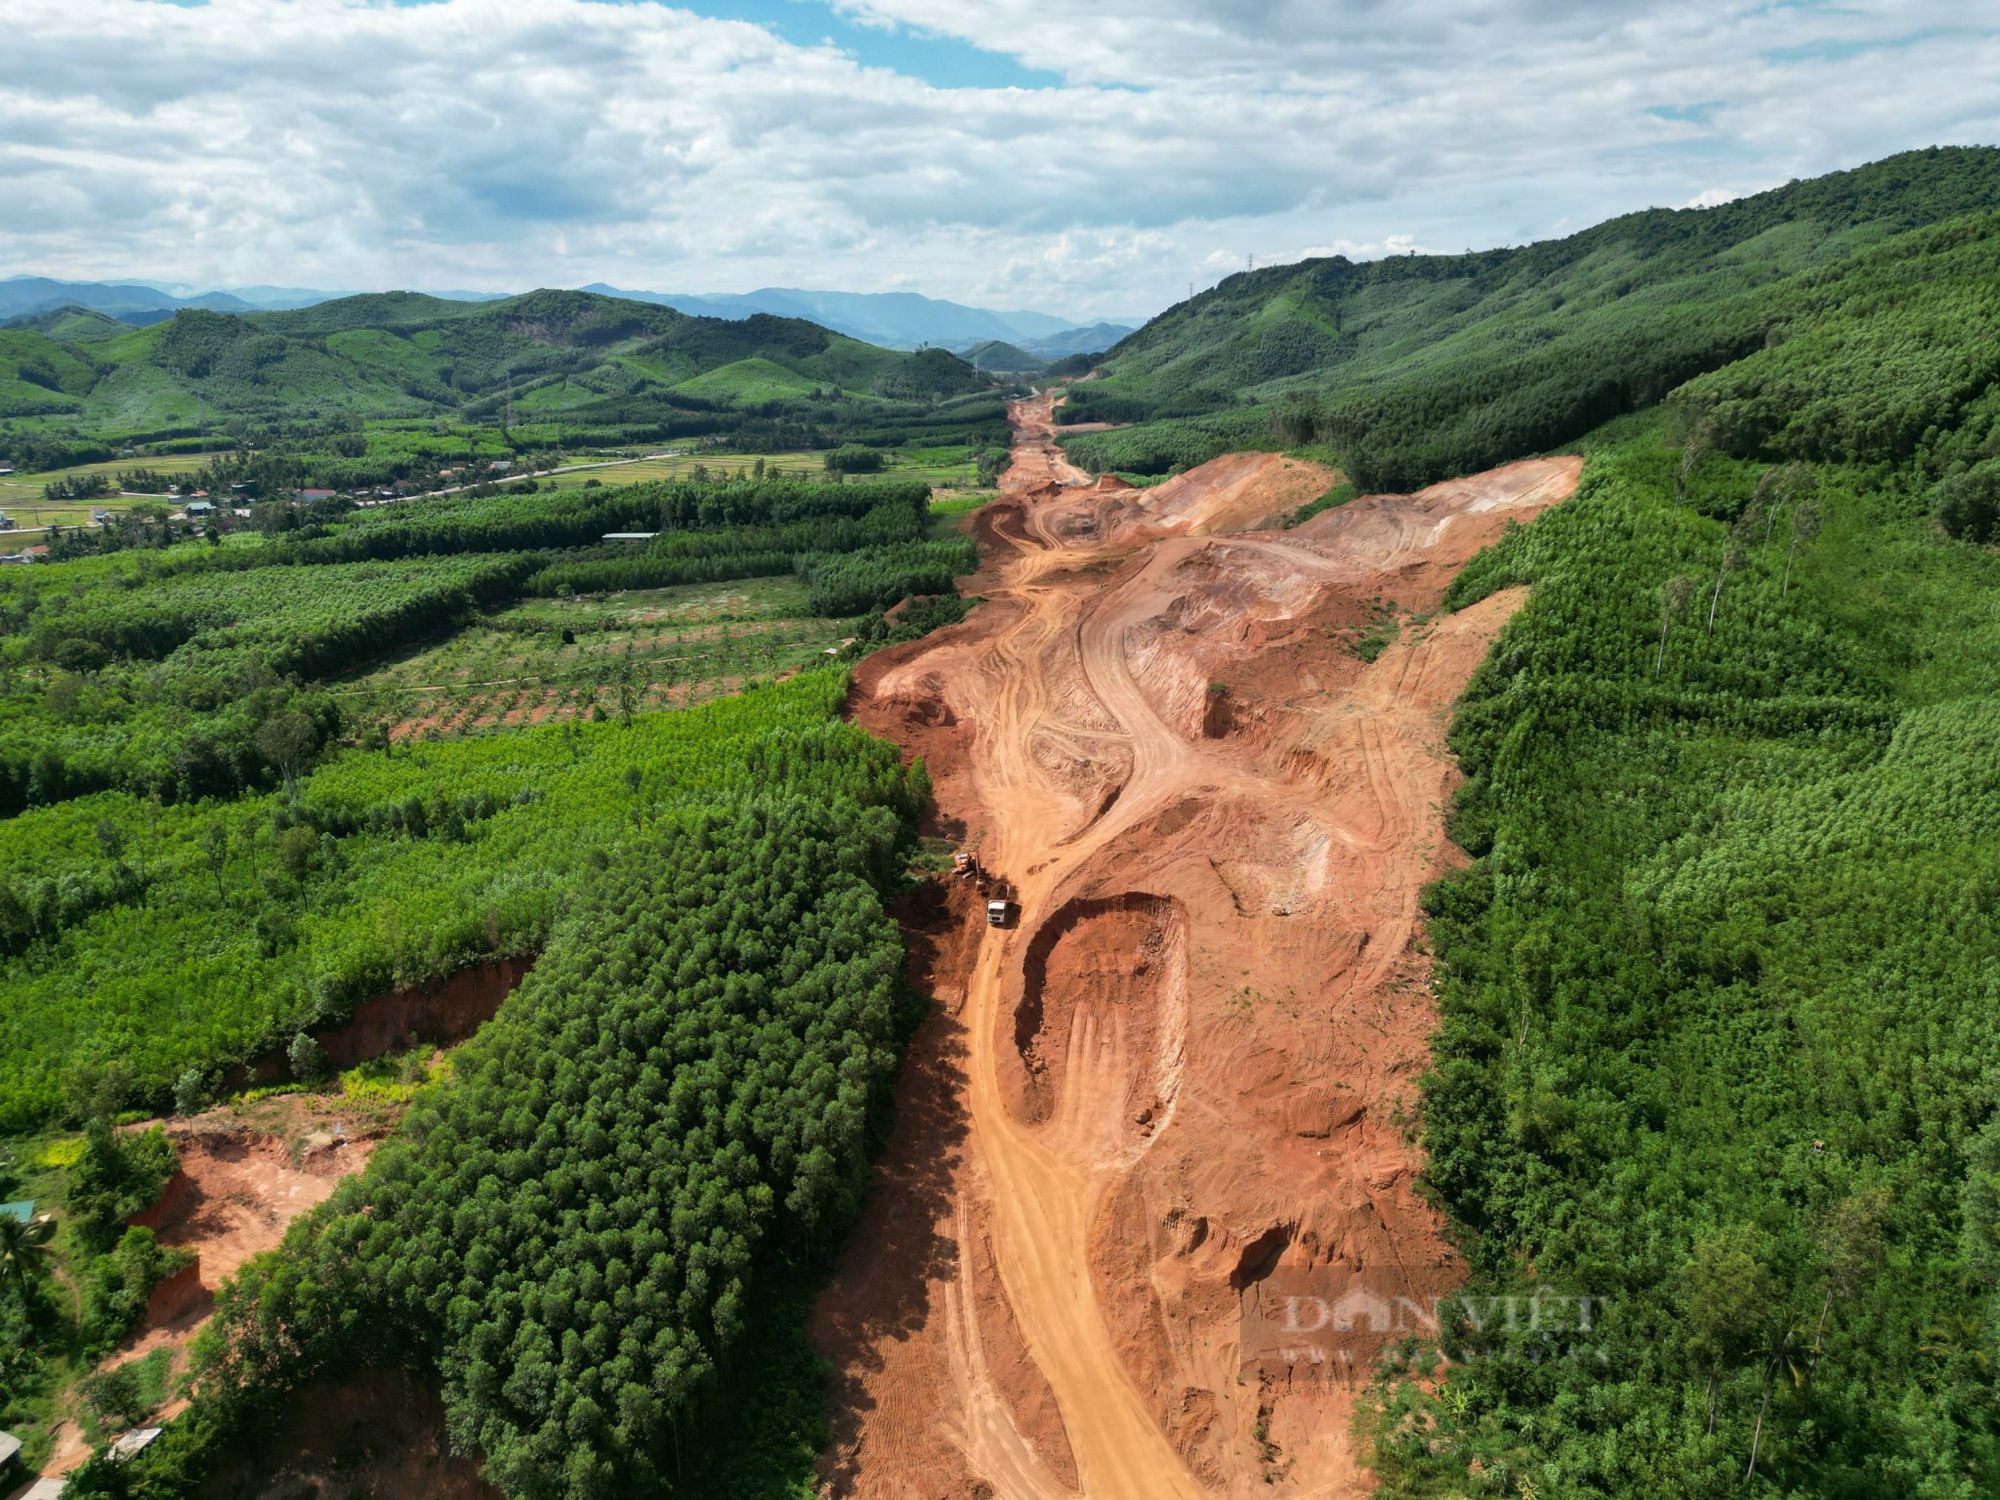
[813,393,1579,1498]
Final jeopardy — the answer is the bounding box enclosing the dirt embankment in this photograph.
[223,956,533,1091]
[33,1093,393,1483]
[193,1368,496,1500]
[34,961,535,1490]
[815,392,1579,1498]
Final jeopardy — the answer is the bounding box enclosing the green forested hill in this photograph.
[0,328,100,418]
[0,288,997,478]
[3,289,985,429]
[1063,146,2000,487]
[1368,407,2000,1499]
[960,339,1048,375]
[0,306,127,345]
[1264,156,2000,1499]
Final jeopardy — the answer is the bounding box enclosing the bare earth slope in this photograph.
[817,392,1579,1499]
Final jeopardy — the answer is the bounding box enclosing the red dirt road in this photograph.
[818,393,1579,1497]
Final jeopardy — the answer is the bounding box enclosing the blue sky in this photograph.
[668,0,1061,88]
[2,0,1997,320]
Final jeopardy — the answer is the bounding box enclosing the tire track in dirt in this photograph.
[818,392,1579,1498]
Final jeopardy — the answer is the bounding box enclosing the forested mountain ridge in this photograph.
[4,278,1128,357]
[0,287,987,432]
[959,339,1047,375]
[1062,145,2000,488]
[1367,409,2000,1499]
[1007,320,1135,361]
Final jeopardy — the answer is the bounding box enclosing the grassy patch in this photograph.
[80,1347,176,1441]
[1280,479,1356,528]
[338,1049,443,1108]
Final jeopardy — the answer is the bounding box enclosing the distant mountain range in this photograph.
[0,275,1136,360]
[985,322,1134,362]
[580,285,1134,358]
[0,276,261,324]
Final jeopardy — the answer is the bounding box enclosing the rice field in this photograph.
[335,576,862,741]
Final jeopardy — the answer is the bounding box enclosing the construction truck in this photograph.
[955,846,1015,926]
[983,872,1016,927]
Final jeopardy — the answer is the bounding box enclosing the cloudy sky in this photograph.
[4,0,1998,321]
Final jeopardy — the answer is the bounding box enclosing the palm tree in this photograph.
[0,1212,54,1295]
[1746,1315,1810,1481]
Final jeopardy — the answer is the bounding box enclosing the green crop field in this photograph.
[529,442,986,491]
[334,578,860,738]
[0,475,978,816]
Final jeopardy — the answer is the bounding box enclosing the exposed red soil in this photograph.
[388,710,444,742]
[1048,451,1342,548]
[145,1113,375,1298]
[814,392,1579,1498]
[38,1096,395,1482]
[31,963,535,1488]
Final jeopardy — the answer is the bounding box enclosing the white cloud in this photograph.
[1678,187,1754,211]
[0,0,1997,319]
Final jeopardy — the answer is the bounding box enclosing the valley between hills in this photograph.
[6,147,2000,1500]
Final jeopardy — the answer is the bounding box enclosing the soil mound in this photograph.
[1009,893,1188,1160]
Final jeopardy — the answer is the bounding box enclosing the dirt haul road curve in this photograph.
[820,393,1579,1499]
